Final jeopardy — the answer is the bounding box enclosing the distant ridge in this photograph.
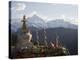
[11,14,78,32]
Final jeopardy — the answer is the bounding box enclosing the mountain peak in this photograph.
[28,11,40,18]
[31,14,39,18]
[27,14,45,23]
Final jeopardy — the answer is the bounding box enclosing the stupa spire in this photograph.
[21,15,28,33]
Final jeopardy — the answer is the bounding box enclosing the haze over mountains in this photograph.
[11,14,78,32]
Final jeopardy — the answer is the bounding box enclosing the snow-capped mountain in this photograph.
[47,19,78,29]
[27,14,46,29]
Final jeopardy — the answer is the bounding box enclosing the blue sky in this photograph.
[11,1,78,25]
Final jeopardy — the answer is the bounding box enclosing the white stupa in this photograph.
[17,15,33,50]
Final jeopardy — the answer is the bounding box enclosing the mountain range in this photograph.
[11,14,78,32]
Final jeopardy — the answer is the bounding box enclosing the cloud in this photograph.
[69,17,78,25]
[58,14,78,25]
[30,11,48,20]
[12,3,26,11]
